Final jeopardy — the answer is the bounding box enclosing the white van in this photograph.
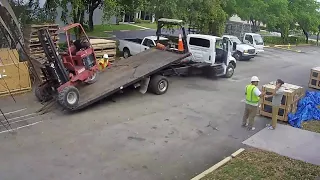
[243,33,264,54]
[186,34,237,77]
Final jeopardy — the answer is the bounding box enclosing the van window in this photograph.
[189,37,210,48]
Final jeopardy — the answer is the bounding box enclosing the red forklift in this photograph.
[35,23,99,109]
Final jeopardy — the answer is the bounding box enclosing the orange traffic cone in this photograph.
[178,34,184,52]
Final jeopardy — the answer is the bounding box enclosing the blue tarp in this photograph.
[288,91,320,128]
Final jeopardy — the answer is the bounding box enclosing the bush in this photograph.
[263,36,307,45]
[134,18,151,24]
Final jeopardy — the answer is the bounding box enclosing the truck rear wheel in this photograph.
[148,75,169,95]
[58,86,80,109]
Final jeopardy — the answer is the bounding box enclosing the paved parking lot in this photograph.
[0,46,319,180]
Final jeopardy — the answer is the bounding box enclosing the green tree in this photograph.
[265,0,293,43]
[234,0,268,32]
[182,0,228,36]
[289,0,320,43]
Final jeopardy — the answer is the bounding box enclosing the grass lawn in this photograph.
[302,120,320,133]
[136,23,157,29]
[86,24,141,37]
[136,23,189,29]
[201,148,320,180]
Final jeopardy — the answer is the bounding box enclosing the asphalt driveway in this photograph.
[0,46,319,180]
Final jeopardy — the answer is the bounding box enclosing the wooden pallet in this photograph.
[90,39,117,61]
[23,23,59,70]
[259,81,304,122]
[308,67,320,90]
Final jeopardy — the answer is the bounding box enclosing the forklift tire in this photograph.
[223,63,235,78]
[34,86,51,102]
[148,75,169,95]
[85,72,99,84]
[35,87,45,102]
[58,86,80,109]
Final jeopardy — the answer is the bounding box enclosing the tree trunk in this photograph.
[302,29,309,44]
[88,10,94,32]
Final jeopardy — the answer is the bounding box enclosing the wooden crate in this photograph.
[308,67,320,90]
[259,81,304,122]
[0,62,32,97]
[0,48,19,65]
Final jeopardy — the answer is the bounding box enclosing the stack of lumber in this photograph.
[90,39,116,62]
[259,81,304,122]
[0,48,32,97]
[308,67,320,90]
[23,24,59,64]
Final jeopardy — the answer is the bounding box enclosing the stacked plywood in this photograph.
[308,67,320,90]
[0,49,32,97]
[90,39,116,62]
[23,24,59,64]
[259,81,304,122]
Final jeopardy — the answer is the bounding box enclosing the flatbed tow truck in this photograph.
[75,48,189,110]
[36,18,235,111]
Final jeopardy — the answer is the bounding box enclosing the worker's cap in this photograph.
[251,76,260,82]
[103,54,109,59]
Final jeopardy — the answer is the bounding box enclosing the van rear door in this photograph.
[188,36,213,64]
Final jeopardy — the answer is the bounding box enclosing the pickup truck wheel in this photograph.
[123,48,131,59]
[223,63,235,78]
[58,86,80,110]
[85,72,99,84]
[149,75,169,95]
[233,51,242,61]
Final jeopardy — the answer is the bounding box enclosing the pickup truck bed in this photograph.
[74,48,190,110]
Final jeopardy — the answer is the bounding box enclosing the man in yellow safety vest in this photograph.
[242,76,266,131]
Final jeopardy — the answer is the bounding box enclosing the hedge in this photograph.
[134,18,151,24]
[263,36,307,45]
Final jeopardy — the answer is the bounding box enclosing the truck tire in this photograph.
[233,51,242,61]
[148,75,169,95]
[223,63,235,78]
[85,72,99,84]
[123,48,131,59]
[58,86,80,109]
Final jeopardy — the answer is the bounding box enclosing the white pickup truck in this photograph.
[118,36,170,58]
[222,35,256,61]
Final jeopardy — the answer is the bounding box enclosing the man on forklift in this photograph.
[69,39,90,55]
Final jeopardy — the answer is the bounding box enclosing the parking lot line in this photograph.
[0,121,43,134]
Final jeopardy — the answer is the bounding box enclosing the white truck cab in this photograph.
[186,34,236,77]
[222,35,256,61]
[242,33,264,54]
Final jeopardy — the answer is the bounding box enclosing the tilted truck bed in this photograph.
[74,48,190,110]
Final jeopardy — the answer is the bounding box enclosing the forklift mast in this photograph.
[37,28,70,85]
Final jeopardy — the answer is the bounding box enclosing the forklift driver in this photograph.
[69,39,90,55]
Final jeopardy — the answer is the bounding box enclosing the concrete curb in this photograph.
[190,148,245,180]
[273,46,302,53]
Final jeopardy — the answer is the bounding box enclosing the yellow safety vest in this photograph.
[245,84,260,103]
